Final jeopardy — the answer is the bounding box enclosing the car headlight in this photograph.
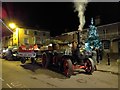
[3,50,6,53]
[13,54,17,56]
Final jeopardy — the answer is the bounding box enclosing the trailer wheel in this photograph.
[31,58,36,64]
[20,57,26,64]
[63,59,73,78]
[6,56,12,61]
[42,53,49,68]
[6,50,13,61]
[84,58,94,74]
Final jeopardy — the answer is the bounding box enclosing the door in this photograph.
[118,41,120,53]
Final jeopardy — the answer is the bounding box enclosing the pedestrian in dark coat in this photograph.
[92,47,97,71]
[96,48,100,64]
[99,48,103,61]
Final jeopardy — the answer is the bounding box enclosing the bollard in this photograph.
[107,53,110,65]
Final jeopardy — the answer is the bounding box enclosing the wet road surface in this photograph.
[1,59,118,88]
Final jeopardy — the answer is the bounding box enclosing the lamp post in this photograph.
[16,28,19,46]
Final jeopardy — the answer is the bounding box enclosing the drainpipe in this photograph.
[110,39,113,53]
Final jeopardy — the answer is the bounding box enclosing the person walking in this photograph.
[99,48,103,61]
[96,48,100,64]
[92,47,97,71]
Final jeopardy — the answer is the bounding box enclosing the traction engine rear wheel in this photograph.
[63,59,73,78]
[42,53,49,68]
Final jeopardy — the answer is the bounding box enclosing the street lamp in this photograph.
[9,23,17,29]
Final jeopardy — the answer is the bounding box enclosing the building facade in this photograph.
[1,19,13,48]
[14,28,50,46]
[2,35,13,48]
[97,22,120,53]
[2,28,50,48]
[54,22,120,53]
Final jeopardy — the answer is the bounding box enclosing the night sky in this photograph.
[2,2,119,36]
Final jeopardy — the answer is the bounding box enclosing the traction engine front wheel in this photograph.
[84,58,94,74]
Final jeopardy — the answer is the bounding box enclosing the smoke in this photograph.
[74,0,88,31]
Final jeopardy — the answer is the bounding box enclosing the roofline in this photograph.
[19,27,50,33]
[0,19,13,33]
[97,22,120,28]
[61,22,119,36]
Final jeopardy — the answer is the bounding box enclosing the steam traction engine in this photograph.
[41,32,94,78]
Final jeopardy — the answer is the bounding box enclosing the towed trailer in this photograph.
[17,44,42,64]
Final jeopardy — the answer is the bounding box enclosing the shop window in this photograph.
[104,40,110,49]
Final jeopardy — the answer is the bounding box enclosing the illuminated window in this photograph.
[24,30,29,35]
[24,38,29,44]
[33,37,36,44]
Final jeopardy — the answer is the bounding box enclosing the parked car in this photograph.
[1,46,18,61]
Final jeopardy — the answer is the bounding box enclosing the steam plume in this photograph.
[74,0,88,31]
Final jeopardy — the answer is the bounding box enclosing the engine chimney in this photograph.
[77,31,81,49]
